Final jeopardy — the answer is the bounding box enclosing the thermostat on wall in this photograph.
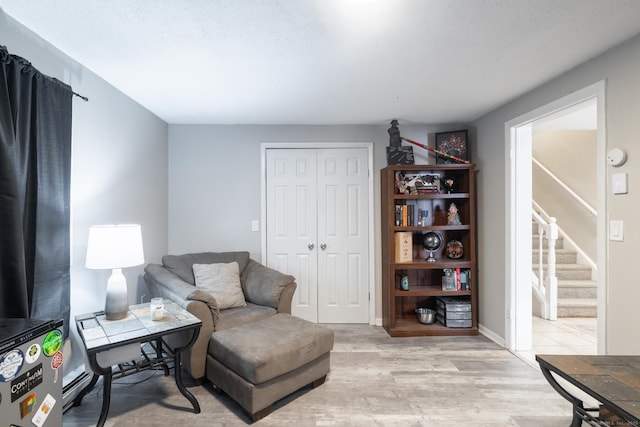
[607,148,627,167]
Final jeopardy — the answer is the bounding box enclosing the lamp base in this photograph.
[105,309,128,321]
[105,268,129,320]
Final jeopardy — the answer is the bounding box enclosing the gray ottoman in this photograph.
[206,314,334,421]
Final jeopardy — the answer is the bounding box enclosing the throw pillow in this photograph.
[192,262,246,310]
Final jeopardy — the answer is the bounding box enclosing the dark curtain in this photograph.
[0,46,72,337]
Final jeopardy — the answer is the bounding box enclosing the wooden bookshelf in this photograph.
[381,164,478,337]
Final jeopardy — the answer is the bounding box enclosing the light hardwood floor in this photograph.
[63,324,576,426]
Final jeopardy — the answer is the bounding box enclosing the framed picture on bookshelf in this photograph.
[435,130,469,164]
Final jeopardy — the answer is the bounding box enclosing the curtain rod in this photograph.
[72,91,89,102]
[1,45,89,102]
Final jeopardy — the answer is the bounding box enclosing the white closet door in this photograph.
[266,147,369,323]
[317,148,369,323]
[266,149,318,322]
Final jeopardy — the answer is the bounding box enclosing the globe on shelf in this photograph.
[422,231,442,262]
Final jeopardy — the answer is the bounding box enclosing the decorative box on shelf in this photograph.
[394,232,413,263]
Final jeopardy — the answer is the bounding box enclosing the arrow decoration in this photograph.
[401,136,470,164]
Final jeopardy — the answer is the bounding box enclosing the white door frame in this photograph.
[261,142,375,325]
[505,80,607,353]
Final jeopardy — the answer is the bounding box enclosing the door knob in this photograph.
[320,243,327,250]
[308,243,315,250]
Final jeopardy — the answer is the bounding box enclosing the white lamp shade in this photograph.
[86,224,144,269]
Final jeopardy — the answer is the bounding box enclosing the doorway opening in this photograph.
[505,81,607,358]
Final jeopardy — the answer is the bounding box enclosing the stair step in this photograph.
[532,220,596,318]
[532,248,577,264]
[557,298,597,317]
[532,235,564,247]
[533,263,592,280]
[532,248,575,254]
[558,280,597,299]
[532,220,565,233]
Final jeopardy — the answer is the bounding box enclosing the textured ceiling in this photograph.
[2,0,640,125]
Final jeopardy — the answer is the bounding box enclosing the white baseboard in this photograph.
[62,368,93,413]
[478,323,506,348]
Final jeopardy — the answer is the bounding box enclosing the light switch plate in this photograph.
[251,220,259,232]
[612,172,628,194]
[610,220,624,241]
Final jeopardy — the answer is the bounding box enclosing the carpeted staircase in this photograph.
[532,231,597,317]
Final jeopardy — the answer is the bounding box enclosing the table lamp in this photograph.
[85,224,144,320]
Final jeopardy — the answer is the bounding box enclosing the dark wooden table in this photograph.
[74,300,202,427]
[536,354,640,426]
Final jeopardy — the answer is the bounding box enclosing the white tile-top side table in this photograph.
[73,300,202,427]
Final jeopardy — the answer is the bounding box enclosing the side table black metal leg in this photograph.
[97,371,113,427]
[174,350,200,413]
[539,365,584,427]
[87,354,114,427]
[73,373,99,407]
[172,326,201,413]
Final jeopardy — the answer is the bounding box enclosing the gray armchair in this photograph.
[143,251,296,382]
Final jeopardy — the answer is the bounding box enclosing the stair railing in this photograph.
[532,156,597,321]
[532,208,558,320]
[533,157,597,217]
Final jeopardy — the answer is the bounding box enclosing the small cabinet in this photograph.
[381,164,478,337]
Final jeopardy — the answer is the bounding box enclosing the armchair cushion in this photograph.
[193,262,246,310]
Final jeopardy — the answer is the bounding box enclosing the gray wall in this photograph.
[167,124,463,320]
[473,33,640,353]
[1,11,169,375]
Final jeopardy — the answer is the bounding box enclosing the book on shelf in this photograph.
[395,202,416,227]
[394,232,413,263]
[394,204,432,227]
